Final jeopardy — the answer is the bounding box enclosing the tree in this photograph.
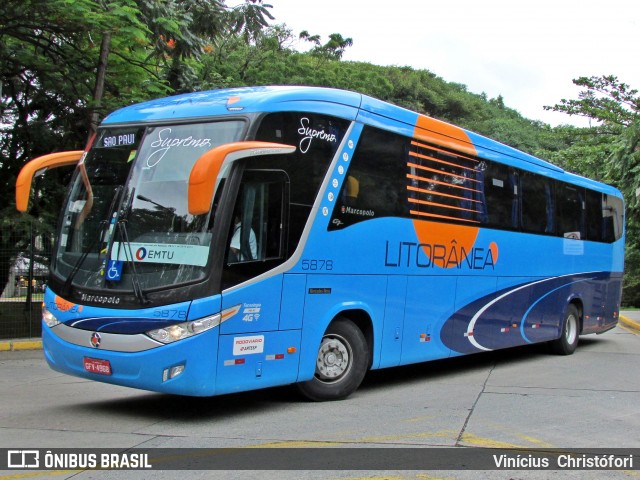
[546,76,640,306]
[149,0,275,92]
[0,0,166,297]
[300,31,353,62]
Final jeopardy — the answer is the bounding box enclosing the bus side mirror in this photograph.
[188,141,296,215]
[15,150,84,212]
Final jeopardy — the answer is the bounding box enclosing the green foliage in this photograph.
[547,76,640,306]
[300,31,353,62]
[546,76,639,128]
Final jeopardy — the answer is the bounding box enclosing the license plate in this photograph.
[83,357,112,376]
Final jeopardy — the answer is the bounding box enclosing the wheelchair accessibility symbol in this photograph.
[106,260,123,281]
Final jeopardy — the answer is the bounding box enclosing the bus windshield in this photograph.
[53,121,245,293]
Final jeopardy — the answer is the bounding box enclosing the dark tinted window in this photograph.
[481,162,518,230]
[556,183,585,240]
[407,138,482,225]
[329,127,407,230]
[585,189,603,242]
[255,112,350,249]
[521,172,554,234]
[327,125,622,244]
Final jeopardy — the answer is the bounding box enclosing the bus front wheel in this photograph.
[297,318,369,401]
[550,304,580,355]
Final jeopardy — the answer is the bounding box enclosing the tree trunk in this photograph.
[88,32,111,141]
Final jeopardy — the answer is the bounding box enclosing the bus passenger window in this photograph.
[556,183,585,240]
[585,189,604,242]
[521,172,554,234]
[482,163,518,230]
[603,194,624,243]
[329,126,408,230]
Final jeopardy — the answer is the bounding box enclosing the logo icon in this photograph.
[90,332,101,348]
[135,247,147,261]
[7,450,39,468]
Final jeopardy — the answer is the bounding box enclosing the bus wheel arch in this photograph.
[297,311,372,401]
[340,309,374,368]
[550,300,582,355]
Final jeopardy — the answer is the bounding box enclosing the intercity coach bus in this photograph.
[16,86,625,400]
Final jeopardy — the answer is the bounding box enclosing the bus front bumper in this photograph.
[42,321,219,396]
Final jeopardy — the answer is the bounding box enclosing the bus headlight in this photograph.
[146,314,221,344]
[42,305,61,328]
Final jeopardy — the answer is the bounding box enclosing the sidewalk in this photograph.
[619,310,640,334]
[0,338,42,351]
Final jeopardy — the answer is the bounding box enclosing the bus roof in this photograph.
[102,86,363,124]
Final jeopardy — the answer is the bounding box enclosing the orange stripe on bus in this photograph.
[413,116,476,157]
[409,150,477,173]
[409,210,480,224]
[407,162,481,184]
[411,115,481,267]
[408,197,482,215]
[406,173,482,194]
[410,140,479,164]
[407,185,483,204]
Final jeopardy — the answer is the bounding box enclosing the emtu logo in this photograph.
[135,247,147,261]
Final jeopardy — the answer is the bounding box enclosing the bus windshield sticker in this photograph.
[105,260,123,282]
[145,127,213,168]
[100,132,138,148]
[298,117,338,153]
[111,242,209,266]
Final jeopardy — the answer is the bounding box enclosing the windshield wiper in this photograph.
[116,219,149,305]
[136,194,175,214]
[61,186,124,297]
[62,220,108,297]
[113,187,149,305]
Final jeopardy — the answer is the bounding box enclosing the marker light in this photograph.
[146,314,221,344]
[162,364,186,382]
[42,304,61,328]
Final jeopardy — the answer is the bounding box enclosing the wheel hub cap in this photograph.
[316,337,350,380]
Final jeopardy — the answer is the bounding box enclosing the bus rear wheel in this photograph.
[297,318,369,401]
[550,304,580,355]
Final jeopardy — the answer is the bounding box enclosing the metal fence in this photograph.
[0,229,52,340]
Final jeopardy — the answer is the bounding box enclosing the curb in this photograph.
[0,339,42,352]
[619,314,640,334]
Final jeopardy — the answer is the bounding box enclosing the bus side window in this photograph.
[329,126,407,230]
[222,169,289,290]
[521,172,554,235]
[602,194,624,243]
[585,189,604,242]
[482,162,518,230]
[556,183,585,240]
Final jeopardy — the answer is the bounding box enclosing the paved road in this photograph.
[1,323,639,479]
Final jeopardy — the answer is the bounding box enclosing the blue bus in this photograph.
[16,86,625,400]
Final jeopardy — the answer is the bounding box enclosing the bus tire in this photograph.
[550,304,580,355]
[297,318,369,401]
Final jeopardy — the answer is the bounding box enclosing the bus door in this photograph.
[215,169,301,394]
